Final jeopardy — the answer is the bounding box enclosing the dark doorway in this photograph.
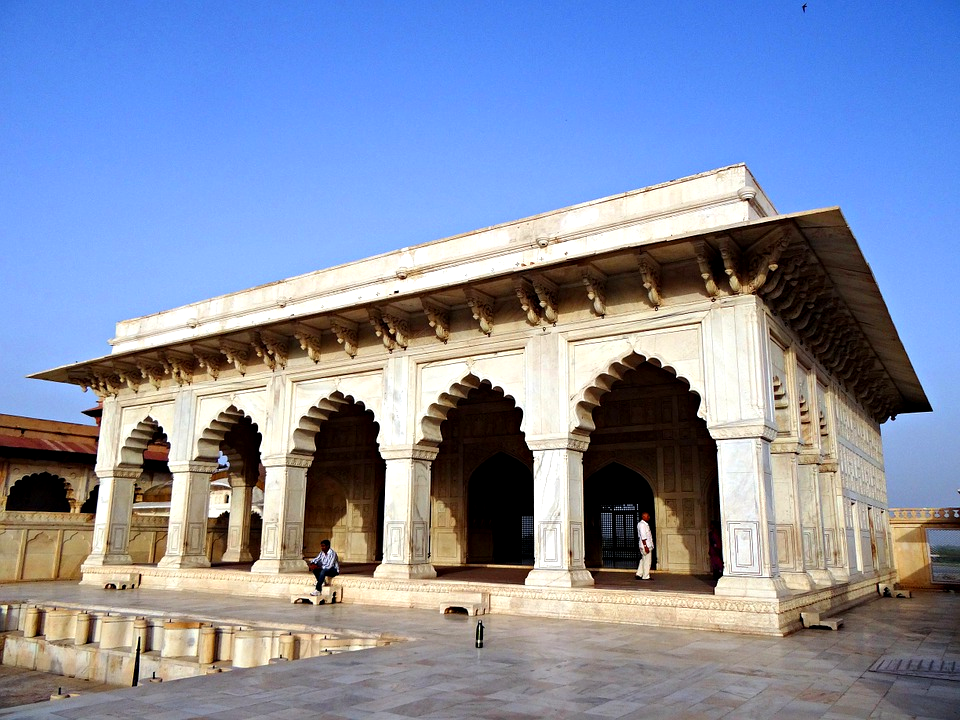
[6,473,71,512]
[585,463,655,569]
[468,452,534,565]
[80,484,100,514]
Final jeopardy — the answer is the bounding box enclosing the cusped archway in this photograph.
[6,473,71,512]
[429,380,532,566]
[195,405,261,463]
[581,359,717,575]
[301,399,384,562]
[572,350,704,435]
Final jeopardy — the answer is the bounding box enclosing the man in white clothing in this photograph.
[635,512,654,580]
[308,539,340,595]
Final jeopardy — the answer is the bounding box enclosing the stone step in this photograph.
[800,611,843,631]
[878,583,912,598]
[439,592,489,616]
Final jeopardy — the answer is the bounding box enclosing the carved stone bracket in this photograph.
[720,230,790,295]
[73,371,122,398]
[464,288,494,335]
[762,252,806,306]
[383,312,411,349]
[693,241,720,298]
[137,361,166,390]
[219,339,250,376]
[514,277,542,326]
[293,324,323,363]
[530,274,559,324]
[252,330,288,371]
[420,298,450,343]
[330,317,359,358]
[636,251,662,308]
[193,347,223,380]
[579,264,607,317]
[368,308,407,352]
[100,371,124,396]
[161,351,195,386]
[113,364,142,393]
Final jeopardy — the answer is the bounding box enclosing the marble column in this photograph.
[818,463,850,581]
[374,445,437,580]
[524,436,594,588]
[251,455,309,574]
[770,444,813,591]
[842,496,861,576]
[798,456,832,585]
[221,473,257,563]
[81,466,139,567]
[158,461,218,569]
[712,428,790,599]
[853,500,874,573]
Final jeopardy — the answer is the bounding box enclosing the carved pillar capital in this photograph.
[526,434,590,453]
[379,445,440,462]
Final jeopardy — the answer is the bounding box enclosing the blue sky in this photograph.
[2,2,957,507]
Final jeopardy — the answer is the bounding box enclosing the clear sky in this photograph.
[2,2,957,508]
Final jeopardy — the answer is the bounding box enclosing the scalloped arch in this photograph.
[119,416,164,468]
[6,472,72,512]
[572,349,704,435]
[419,374,523,446]
[291,391,379,456]
[195,405,260,462]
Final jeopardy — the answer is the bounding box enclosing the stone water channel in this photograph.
[0,601,398,690]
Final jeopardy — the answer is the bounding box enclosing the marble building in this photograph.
[32,164,929,610]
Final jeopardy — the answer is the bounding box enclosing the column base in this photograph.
[826,566,852,583]
[524,568,595,588]
[780,571,816,592]
[80,553,133,568]
[221,549,255,563]
[373,562,437,580]
[157,555,211,570]
[714,574,792,599]
[806,568,835,587]
[250,558,309,574]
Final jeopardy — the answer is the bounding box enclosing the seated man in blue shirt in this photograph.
[308,539,340,595]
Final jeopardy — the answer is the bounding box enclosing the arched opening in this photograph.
[80,484,100,514]
[583,360,718,575]
[303,401,384,562]
[431,381,532,566]
[6,473,70,512]
[467,452,534,565]
[584,463,655,569]
[214,414,263,565]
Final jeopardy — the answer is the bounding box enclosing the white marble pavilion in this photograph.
[33,165,929,633]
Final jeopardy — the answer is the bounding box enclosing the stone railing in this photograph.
[0,512,250,583]
[889,507,960,589]
[889,507,960,520]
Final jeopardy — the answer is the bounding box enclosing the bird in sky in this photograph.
[802,3,807,11]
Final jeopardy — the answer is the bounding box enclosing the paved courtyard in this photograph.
[0,581,957,719]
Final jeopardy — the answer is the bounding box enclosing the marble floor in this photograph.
[0,581,957,719]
